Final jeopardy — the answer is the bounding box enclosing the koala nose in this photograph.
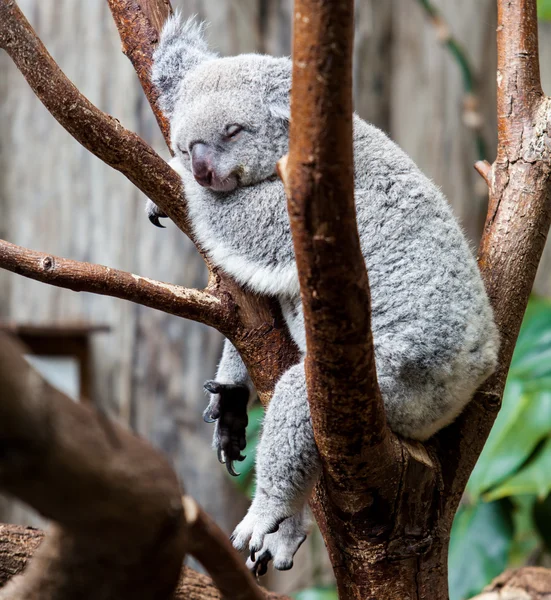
[191,143,214,187]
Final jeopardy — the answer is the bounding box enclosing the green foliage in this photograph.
[538,0,551,21]
[449,500,514,600]
[449,296,551,599]
[292,587,338,600]
[232,403,264,497]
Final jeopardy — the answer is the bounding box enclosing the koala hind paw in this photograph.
[203,380,249,476]
[245,517,307,576]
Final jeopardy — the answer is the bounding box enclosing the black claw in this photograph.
[204,380,222,394]
[226,461,240,477]
[250,549,256,562]
[258,562,268,577]
[148,214,166,228]
[217,447,225,464]
[275,560,293,572]
[237,453,246,462]
[203,412,217,424]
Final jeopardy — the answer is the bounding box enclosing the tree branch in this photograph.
[0,526,290,600]
[280,0,395,493]
[0,0,190,238]
[0,333,186,599]
[0,238,226,330]
[106,0,173,147]
[0,334,271,600]
[438,0,551,510]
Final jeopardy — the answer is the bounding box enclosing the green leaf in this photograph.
[468,297,551,498]
[293,587,338,600]
[485,437,551,501]
[468,388,551,497]
[509,495,540,565]
[538,0,551,21]
[449,500,513,600]
[533,492,551,551]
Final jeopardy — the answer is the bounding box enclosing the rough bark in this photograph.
[0,526,289,600]
[0,239,225,329]
[106,0,173,145]
[470,568,551,600]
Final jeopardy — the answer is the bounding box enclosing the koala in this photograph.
[151,14,500,574]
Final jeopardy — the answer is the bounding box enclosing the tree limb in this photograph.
[0,332,186,599]
[0,333,270,600]
[106,0,173,147]
[0,238,226,330]
[438,0,551,511]
[0,0,190,238]
[280,0,396,494]
[0,526,289,600]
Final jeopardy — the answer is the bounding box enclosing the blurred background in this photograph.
[1,1,551,598]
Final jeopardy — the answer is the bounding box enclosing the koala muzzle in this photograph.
[191,143,214,187]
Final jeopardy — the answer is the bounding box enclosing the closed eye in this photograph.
[224,124,243,140]
[177,144,190,159]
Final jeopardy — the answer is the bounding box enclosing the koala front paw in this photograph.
[145,199,168,228]
[203,380,249,476]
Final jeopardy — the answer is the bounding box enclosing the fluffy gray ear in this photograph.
[266,59,291,124]
[152,13,216,118]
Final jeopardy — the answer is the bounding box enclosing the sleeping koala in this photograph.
[150,14,499,575]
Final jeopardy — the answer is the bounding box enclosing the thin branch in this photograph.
[183,497,266,600]
[0,0,191,238]
[107,0,173,148]
[474,159,492,187]
[280,0,395,494]
[0,239,226,330]
[438,0,551,510]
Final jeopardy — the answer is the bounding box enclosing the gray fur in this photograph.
[153,14,500,572]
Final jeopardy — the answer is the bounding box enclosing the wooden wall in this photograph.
[1,0,550,594]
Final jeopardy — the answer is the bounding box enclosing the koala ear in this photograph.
[266,59,291,125]
[268,101,290,124]
[152,13,216,118]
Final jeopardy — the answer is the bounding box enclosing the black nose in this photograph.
[191,143,213,187]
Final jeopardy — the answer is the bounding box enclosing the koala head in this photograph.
[152,14,291,193]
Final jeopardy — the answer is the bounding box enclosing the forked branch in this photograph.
[439,0,551,509]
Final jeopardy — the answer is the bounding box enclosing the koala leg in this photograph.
[231,360,320,558]
[204,339,256,476]
[246,507,311,576]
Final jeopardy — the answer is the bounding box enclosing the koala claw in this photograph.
[244,512,309,575]
[203,380,249,477]
[145,199,168,228]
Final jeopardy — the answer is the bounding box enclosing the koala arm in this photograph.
[204,339,257,476]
